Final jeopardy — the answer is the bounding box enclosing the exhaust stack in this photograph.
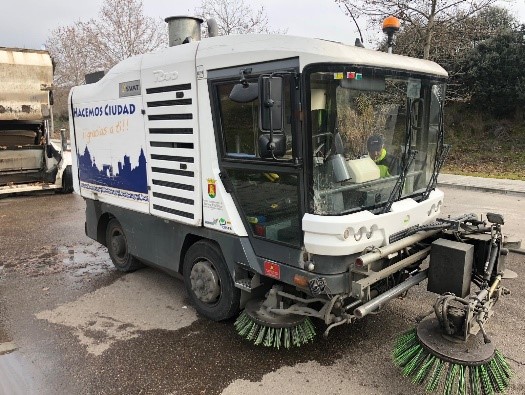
[165,16,203,47]
[207,18,219,38]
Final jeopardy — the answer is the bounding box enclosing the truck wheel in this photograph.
[183,240,240,321]
[59,165,74,194]
[106,219,143,272]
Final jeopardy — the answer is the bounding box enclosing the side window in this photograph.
[216,77,294,159]
[226,168,301,247]
[217,81,260,157]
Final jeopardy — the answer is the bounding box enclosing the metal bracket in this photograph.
[260,286,345,325]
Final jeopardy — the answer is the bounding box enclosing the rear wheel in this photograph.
[105,218,143,272]
[183,240,240,321]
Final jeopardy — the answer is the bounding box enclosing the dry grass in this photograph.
[443,106,525,180]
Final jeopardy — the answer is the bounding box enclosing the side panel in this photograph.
[83,198,352,294]
[84,199,255,273]
[141,44,202,226]
[70,58,149,213]
[0,147,43,172]
[0,146,45,186]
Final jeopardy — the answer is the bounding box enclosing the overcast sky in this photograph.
[1,0,524,50]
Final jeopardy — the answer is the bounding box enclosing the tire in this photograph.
[105,218,143,272]
[58,165,74,194]
[183,240,240,321]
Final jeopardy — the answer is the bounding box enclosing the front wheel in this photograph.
[105,218,143,272]
[183,240,240,321]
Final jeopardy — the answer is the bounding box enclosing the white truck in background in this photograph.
[0,47,72,195]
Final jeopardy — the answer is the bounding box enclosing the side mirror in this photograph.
[46,144,53,159]
[259,75,283,132]
[258,133,286,158]
[229,82,258,103]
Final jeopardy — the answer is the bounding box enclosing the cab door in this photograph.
[208,60,305,264]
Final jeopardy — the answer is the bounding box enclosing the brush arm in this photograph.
[433,274,507,342]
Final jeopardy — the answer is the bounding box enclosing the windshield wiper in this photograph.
[381,149,417,214]
[422,98,450,200]
[380,97,418,214]
[422,144,450,200]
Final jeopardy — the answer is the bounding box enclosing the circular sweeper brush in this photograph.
[235,299,316,349]
[393,317,512,395]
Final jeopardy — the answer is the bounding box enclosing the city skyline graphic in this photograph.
[77,146,148,194]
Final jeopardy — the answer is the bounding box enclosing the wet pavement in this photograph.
[0,190,524,394]
[0,352,34,394]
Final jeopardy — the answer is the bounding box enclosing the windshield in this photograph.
[308,67,445,215]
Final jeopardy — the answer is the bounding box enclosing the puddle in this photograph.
[2,243,114,278]
[0,351,35,395]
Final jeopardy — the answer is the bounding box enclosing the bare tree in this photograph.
[83,0,167,71]
[45,0,167,123]
[46,0,166,87]
[45,23,94,88]
[335,0,501,59]
[195,0,286,35]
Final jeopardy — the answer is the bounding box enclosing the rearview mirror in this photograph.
[259,76,283,132]
[229,82,259,103]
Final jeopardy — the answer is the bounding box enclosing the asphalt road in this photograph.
[0,187,523,395]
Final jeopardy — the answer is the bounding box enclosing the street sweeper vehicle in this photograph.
[69,16,514,394]
[0,47,73,195]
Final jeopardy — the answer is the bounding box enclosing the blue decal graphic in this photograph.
[77,147,148,196]
[79,182,148,202]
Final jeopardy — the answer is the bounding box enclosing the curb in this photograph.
[509,248,525,255]
[0,342,17,355]
[437,182,525,198]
